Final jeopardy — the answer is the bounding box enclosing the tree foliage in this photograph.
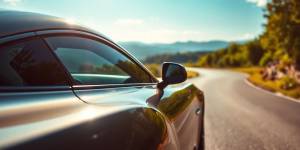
[144,51,208,64]
[197,40,263,67]
[198,0,300,69]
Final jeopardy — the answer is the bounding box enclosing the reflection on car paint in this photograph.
[158,84,204,120]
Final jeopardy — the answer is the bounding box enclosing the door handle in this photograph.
[195,108,202,115]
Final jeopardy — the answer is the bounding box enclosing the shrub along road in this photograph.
[188,68,300,150]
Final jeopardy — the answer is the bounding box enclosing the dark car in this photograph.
[0,11,205,150]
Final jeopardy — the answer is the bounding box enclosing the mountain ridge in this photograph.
[118,40,234,60]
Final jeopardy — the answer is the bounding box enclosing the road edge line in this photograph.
[244,79,300,104]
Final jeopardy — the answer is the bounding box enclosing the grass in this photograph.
[145,63,200,79]
[233,67,300,99]
[232,67,263,75]
[187,70,200,78]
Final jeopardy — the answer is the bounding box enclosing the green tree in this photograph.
[245,40,264,65]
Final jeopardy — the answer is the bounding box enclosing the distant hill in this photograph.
[118,40,229,60]
[143,51,209,64]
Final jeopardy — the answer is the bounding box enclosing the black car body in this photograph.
[0,11,205,150]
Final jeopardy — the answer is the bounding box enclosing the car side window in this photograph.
[0,38,69,86]
[45,36,153,85]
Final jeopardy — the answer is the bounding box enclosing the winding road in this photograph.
[188,68,300,150]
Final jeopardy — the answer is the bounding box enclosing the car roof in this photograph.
[0,10,107,39]
[0,11,159,82]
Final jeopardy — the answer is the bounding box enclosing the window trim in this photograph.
[0,32,36,45]
[0,86,71,92]
[37,30,159,88]
[72,83,157,90]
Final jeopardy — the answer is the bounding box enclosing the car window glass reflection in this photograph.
[0,39,68,86]
[46,36,152,85]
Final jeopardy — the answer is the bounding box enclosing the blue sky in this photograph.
[0,0,266,43]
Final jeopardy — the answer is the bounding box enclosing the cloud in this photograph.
[3,0,22,6]
[114,18,144,26]
[107,27,215,43]
[235,33,256,41]
[104,17,259,43]
[246,0,268,7]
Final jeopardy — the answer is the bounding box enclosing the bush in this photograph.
[259,51,273,66]
[278,76,299,90]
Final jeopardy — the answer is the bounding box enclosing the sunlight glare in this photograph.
[79,107,98,121]
[64,18,76,25]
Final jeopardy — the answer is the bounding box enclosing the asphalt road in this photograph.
[188,68,300,150]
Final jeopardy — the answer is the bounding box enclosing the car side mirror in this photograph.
[157,62,187,90]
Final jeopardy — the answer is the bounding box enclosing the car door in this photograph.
[0,36,88,149]
[43,32,204,150]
